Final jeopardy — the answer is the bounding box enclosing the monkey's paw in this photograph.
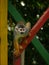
[19,45,23,49]
[13,50,20,57]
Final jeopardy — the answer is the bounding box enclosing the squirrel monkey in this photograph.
[13,22,31,56]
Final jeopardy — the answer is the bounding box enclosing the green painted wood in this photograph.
[32,37,49,65]
[8,2,49,65]
[8,1,25,22]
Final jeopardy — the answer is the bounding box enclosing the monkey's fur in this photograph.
[13,22,31,56]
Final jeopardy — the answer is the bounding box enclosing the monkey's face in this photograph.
[15,24,27,38]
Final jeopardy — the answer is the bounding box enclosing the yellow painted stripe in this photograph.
[0,0,8,65]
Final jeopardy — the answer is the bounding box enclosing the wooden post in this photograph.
[21,50,25,65]
[0,0,8,65]
[13,57,21,65]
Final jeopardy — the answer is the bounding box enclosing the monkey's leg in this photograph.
[14,39,20,56]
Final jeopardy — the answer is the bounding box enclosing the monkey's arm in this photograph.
[14,39,20,56]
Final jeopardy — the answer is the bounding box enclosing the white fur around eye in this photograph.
[18,28,22,32]
[18,28,26,33]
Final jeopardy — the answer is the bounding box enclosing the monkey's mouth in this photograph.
[20,32,24,34]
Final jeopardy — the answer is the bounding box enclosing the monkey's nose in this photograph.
[21,32,24,34]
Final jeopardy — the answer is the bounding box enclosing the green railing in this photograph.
[8,1,49,65]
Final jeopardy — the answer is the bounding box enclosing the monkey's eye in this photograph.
[23,28,25,31]
[18,28,23,32]
[20,28,22,31]
[23,28,26,32]
[18,28,26,32]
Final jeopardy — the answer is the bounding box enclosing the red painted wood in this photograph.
[19,8,49,56]
[13,57,21,65]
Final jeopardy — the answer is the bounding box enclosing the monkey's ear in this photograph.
[25,22,31,30]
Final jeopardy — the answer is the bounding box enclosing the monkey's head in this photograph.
[14,22,31,38]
